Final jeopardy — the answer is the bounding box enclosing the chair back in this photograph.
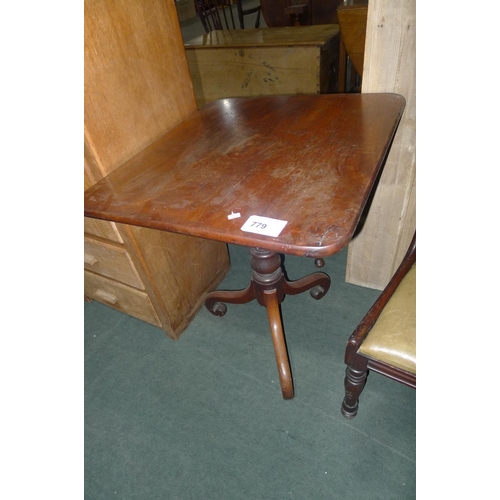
[195,0,237,32]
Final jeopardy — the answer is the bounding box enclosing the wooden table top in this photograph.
[84,94,405,258]
[184,24,339,49]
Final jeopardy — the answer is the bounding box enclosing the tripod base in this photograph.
[205,248,330,399]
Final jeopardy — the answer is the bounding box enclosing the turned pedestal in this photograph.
[206,248,330,399]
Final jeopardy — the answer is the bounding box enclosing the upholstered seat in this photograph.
[341,233,416,418]
[358,263,416,374]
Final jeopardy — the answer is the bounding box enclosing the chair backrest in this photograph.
[261,0,342,27]
[195,0,237,32]
[236,0,261,29]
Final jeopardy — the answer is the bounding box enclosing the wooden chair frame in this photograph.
[341,232,416,418]
[195,0,236,32]
[236,0,261,29]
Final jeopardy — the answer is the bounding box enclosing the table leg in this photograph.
[205,247,331,399]
[205,282,256,317]
[262,290,294,399]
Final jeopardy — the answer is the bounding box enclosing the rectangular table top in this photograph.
[184,24,339,49]
[84,94,405,258]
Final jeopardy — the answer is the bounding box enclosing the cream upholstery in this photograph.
[358,263,416,374]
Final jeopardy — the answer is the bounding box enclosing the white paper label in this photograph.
[227,211,241,220]
[240,215,288,238]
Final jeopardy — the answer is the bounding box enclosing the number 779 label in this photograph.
[240,215,288,238]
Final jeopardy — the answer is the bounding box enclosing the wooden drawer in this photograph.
[84,236,144,289]
[84,270,161,327]
[84,217,123,243]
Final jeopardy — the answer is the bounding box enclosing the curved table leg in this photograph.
[205,247,331,400]
[283,272,331,300]
[205,282,256,317]
[263,291,294,399]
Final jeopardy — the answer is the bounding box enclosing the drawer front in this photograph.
[84,237,144,289]
[84,271,161,327]
[84,217,123,243]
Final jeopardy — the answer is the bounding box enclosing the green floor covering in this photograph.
[85,244,416,499]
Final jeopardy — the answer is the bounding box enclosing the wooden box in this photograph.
[184,24,340,107]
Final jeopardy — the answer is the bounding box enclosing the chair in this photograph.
[261,0,342,27]
[194,0,236,32]
[284,0,312,26]
[194,1,261,33]
[236,0,261,29]
[341,232,416,418]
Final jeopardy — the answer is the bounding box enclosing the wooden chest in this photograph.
[184,25,340,107]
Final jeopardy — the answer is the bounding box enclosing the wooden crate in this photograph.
[184,25,340,107]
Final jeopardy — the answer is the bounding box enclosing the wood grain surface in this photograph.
[85,93,405,258]
[346,0,416,289]
[185,25,340,106]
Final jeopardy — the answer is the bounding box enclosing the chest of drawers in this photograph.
[84,0,230,339]
[84,216,229,339]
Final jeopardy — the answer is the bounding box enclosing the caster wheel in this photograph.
[206,301,227,317]
[310,285,326,300]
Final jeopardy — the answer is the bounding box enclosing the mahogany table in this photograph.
[84,94,405,400]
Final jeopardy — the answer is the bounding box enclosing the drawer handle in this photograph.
[84,253,98,266]
[94,289,118,305]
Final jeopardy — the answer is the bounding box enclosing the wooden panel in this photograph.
[84,165,94,192]
[346,0,416,290]
[84,140,102,187]
[123,225,230,335]
[337,1,368,76]
[84,0,232,338]
[84,0,197,177]
[187,46,320,106]
[84,271,161,327]
[185,26,340,107]
[84,237,144,288]
[84,218,123,244]
[184,25,340,47]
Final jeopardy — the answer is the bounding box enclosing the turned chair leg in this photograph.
[341,365,368,418]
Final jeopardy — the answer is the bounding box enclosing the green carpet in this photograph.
[85,244,416,499]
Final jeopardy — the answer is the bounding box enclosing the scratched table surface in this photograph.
[84,94,405,258]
